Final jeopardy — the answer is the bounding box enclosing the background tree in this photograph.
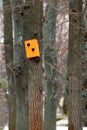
[3,0,16,129]
[56,0,69,115]
[82,0,87,126]
[43,1,58,130]
[68,0,83,130]
[10,0,29,130]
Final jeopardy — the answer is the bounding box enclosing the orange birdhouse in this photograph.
[24,39,40,58]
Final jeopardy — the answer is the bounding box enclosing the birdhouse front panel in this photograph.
[24,39,40,58]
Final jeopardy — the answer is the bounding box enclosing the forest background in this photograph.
[0,0,86,130]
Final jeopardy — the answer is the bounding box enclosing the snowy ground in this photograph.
[56,118,87,130]
[56,126,87,130]
[3,118,87,130]
[56,117,68,126]
[3,125,87,130]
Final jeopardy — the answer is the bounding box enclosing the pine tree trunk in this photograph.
[3,0,16,130]
[23,1,43,130]
[68,0,83,130]
[10,0,29,130]
[43,2,58,130]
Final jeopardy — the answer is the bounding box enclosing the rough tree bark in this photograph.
[23,0,43,130]
[43,1,58,130]
[68,0,83,130]
[3,0,16,130]
[82,1,87,126]
[10,0,29,130]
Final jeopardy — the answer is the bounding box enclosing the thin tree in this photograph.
[68,0,83,130]
[3,0,16,129]
[82,0,87,126]
[9,0,29,130]
[43,1,58,130]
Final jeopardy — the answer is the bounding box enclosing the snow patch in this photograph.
[3,123,8,130]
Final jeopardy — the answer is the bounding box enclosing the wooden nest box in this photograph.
[24,39,40,58]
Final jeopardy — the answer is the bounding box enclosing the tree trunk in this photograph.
[43,1,58,130]
[68,0,83,130]
[23,1,43,130]
[3,0,16,130]
[82,2,87,126]
[10,0,29,130]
